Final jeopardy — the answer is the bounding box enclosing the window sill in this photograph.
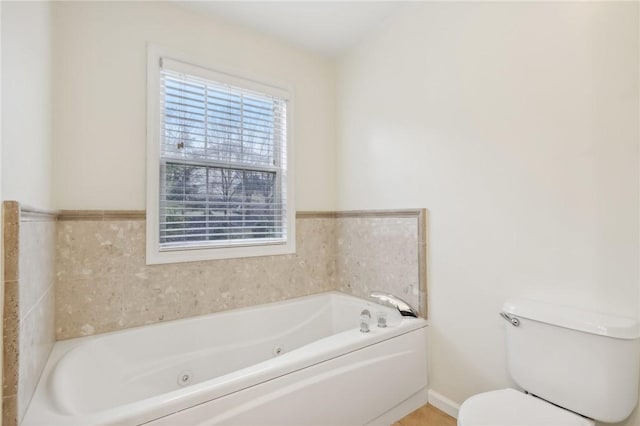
[145,239,296,265]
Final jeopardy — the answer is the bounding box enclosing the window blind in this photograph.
[158,59,288,249]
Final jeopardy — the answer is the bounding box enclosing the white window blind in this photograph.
[158,58,289,250]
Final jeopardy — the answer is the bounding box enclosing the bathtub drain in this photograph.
[178,370,193,386]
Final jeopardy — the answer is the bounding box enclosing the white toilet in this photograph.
[458,298,640,426]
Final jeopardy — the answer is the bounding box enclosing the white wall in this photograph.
[2,1,53,210]
[336,1,639,422]
[52,1,336,211]
[0,1,4,419]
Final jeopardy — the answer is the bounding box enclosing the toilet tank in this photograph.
[502,299,640,423]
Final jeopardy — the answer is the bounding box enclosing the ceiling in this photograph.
[175,1,405,57]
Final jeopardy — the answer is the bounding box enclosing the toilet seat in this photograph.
[457,388,594,426]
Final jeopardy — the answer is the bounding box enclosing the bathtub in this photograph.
[23,291,429,425]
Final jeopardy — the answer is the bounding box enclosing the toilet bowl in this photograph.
[457,299,640,426]
[457,388,593,426]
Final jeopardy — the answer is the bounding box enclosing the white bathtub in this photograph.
[23,291,428,425]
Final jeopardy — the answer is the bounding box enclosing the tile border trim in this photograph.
[57,209,425,220]
[58,210,146,221]
[297,209,425,218]
[417,209,428,318]
[2,202,20,426]
[3,202,19,282]
[20,205,59,222]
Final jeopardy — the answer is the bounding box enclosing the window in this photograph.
[146,47,295,264]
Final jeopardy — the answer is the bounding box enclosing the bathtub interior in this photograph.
[48,292,405,416]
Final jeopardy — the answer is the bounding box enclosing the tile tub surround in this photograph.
[55,214,338,339]
[335,211,427,317]
[2,202,57,425]
[55,209,428,339]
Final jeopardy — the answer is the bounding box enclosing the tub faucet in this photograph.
[360,309,371,333]
[369,291,419,318]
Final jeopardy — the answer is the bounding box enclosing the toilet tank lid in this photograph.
[503,299,640,340]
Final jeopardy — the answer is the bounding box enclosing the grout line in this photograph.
[20,284,54,322]
[55,209,424,221]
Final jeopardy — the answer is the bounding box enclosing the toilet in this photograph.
[458,298,640,426]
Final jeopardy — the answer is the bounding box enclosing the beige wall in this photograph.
[52,1,336,211]
[336,2,639,423]
[1,1,53,210]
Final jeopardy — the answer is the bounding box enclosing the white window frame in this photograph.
[146,45,295,265]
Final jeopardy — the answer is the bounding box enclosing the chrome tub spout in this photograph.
[370,291,419,318]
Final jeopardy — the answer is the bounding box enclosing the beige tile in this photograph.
[3,281,19,397]
[55,276,124,339]
[3,394,17,426]
[121,265,210,328]
[19,220,56,318]
[54,213,423,339]
[18,288,54,421]
[56,221,130,281]
[102,220,147,275]
[3,207,57,423]
[336,216,421,310]
[3,201,20,282]
[57,210,145,221]
[56,217,339,338]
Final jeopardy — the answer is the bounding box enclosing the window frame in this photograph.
[146,45,295,265]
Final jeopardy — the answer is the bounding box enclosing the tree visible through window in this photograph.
[158,63,288,248]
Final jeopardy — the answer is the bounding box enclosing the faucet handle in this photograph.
[376,311,388,328]
[360,309,372,333]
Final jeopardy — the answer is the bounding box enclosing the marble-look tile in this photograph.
[19,221,56,318]
[121,264,216,328]
[141,218,337,324]
[3,201,19,282]
[56,221,136,281]
[2,207,57,424]
[3,281,19,397]
[18,288,55,421]
[336,217,421,312]
[54,213,423,340]
[56,217,337,339]
[55,276,124,339]
[2,205,59,425]
[3,394,17,426]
